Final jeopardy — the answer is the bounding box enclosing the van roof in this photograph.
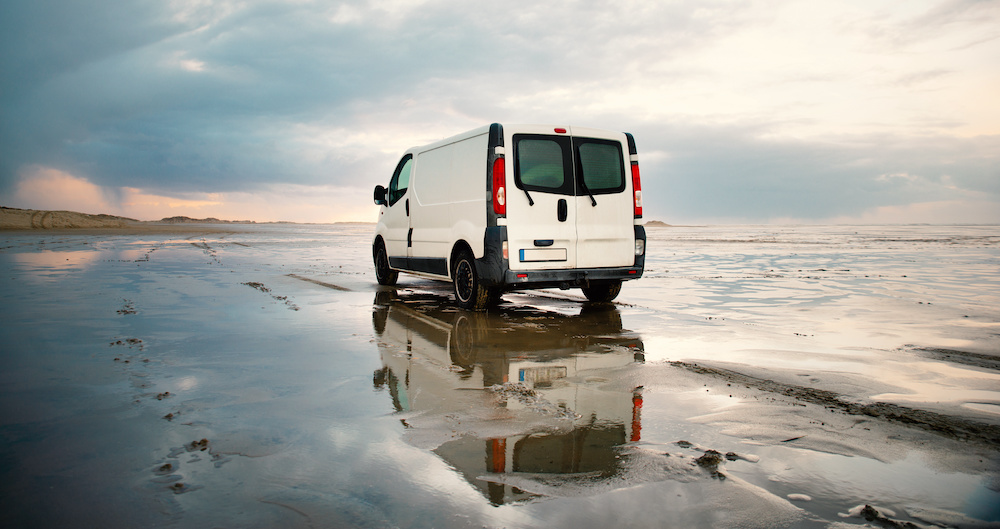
[405,124,628,155]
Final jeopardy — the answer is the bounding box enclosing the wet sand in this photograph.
[0,223,997,528]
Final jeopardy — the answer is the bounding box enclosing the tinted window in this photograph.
[388,156,412,205]
[514,135,573,195]
[576,140,625,194]
[513,134,625,197]
[518,140,564,189]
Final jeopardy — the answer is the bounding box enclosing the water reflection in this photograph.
[8,249,101,272]
[372,291,645,505]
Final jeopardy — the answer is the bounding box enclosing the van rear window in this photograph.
[513,134,626,197]
[577,140,625,193]
[516,139,569,191]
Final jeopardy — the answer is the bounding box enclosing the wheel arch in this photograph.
[372,235,387,257]
[449,240,475,278]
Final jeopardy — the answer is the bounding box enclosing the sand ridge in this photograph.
[0,206,253,233]
[0,206,139,229]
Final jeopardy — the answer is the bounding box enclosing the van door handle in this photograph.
[405,199,409,216]
[557,199,568,222]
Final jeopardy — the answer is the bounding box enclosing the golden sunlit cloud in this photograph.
[12,166,114,214]
[6,165,376,223]
[120,188,223,211]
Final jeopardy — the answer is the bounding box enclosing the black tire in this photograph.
[581,280,622,303]
[374,242,398,286]
[452,249,490,310]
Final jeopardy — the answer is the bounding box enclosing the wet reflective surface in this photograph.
[0,224,998,528]
[373,291,644,506]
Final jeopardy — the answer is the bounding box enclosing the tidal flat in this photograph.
[1,224,998,528]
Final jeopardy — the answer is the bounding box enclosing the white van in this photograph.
[372,123,646,310]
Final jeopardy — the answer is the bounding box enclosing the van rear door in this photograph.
[506,127,633,271]
[507,130,578,270]
[571,128,634,268]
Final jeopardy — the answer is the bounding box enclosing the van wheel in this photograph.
[453,250,490,311]
[374,242,398,286]
[581,281,622,303]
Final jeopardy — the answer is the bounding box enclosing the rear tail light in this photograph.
[631,161,642,218]
[492,156,506,216]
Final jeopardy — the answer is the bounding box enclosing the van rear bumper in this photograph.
[502,266,643,290]
[477,225,646,291]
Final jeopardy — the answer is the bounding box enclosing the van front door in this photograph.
[507,134,578,270]
[383,155,413,265]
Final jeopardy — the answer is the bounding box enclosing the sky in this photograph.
[1,0,998,224]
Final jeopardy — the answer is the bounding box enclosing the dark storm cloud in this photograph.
[1,0,523,193]
[1,0,997,222]
[0,0,746,195]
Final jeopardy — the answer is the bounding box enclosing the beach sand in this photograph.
[1,218,997,528]
[0,206,140,229]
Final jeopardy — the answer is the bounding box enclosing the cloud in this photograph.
[634,123,1000,223]
[1,0,998,223]
[828,199,1000,225]
[10,166,116,215]
[5,166,374,223]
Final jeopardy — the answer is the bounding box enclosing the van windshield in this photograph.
[388,156,412,205]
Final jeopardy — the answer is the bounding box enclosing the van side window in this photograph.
[576,140,625,194]
[514,136,573,195]
[388,155,413,206]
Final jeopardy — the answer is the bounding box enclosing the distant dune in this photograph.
[158,215,256,224]
[1,206,139,229]
[0,207,263,230]
[644,220,671,227]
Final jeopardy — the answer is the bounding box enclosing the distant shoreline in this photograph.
[3,206,994,230]
[1,206,674,230]
[0,207,375,230]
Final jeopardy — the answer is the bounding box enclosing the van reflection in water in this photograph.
[372,291,644,505]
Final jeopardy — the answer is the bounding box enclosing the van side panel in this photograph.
[410,132,489,270]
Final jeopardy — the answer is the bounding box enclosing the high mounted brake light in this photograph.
[554,128,567,134]
[492,156,506,216]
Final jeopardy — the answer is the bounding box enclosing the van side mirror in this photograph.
[374,185,387,205]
